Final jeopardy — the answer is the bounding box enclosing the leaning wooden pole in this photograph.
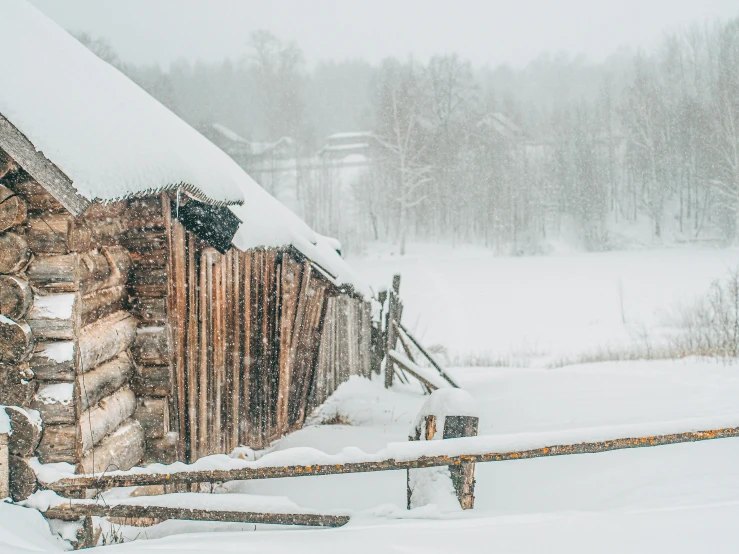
[48,425,739,494]
[397,322,459,388]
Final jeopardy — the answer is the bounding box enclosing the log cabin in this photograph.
[0,0,373,498]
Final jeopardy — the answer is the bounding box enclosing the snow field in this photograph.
[349,243,739,365]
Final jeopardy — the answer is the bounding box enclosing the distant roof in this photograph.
[326,131,373,140]
[211,123,250,144]
[0,0,248,215]
[210,123,295,156]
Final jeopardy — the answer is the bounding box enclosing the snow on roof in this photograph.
[0,1,248,211]
[0,2,366,295]
[211,123,250,145]
[229,182,368,295]
[327,131,373,140]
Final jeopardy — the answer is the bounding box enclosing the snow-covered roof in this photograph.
[327,131,373,140]
[229,183,368,295]
[0,1,366,295]
[211,123,250,145]
[0,0,248,214]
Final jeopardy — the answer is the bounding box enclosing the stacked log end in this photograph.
[0,179,35,423]
[0,169,146,476]
[125,196,176,463]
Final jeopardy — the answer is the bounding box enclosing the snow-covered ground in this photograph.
[5,244,739,553]
[72,359,739,553]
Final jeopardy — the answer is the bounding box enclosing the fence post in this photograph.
[443,415,479,509]
[407,389,479,510]
[384,274,401,389]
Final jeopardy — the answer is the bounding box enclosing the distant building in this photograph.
[200,123,295,169]
[317,131,375,161]
[476,112,526,142]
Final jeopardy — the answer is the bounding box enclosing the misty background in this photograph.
[31,1,739,255]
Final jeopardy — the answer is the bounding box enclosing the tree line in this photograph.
[76,16,739,254]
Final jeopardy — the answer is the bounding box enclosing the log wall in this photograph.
[0,163,144,477]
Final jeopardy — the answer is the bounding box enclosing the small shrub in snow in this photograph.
[672,269,739,358]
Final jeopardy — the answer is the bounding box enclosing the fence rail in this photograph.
[47,425,739,494]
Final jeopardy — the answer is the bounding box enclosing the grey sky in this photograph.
[29,0,739,68]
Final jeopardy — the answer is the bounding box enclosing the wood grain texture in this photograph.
[0,114,89,216]
[0,232,31,274]
[0,275,32,320]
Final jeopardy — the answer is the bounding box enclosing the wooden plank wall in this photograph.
[130,194,373,463]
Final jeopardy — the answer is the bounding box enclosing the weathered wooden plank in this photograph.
[212,250,225,454]
[51,425,739,494]
[23,213,92,253]
[198,248,211,456]
[239,250,252,447]
[229,251,241,451]
[43,502,350,527]
[0,275,32,320]
[443,416,479,509]
[186,233,199,461]
[277,255,300,435]
[144,431,179,465]
[128,296,166,325]
[166,200,187,458]
[0,113,90,216]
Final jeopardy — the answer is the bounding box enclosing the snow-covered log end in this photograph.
[408,389,479,511]
[409,389,479,441]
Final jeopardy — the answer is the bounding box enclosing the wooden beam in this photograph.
[388,350,439,392]
[47,425,739,493]
[0,113,90,216]
[397,322,459,388]
[43,503,349,527]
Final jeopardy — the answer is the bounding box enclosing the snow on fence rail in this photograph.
[45,414,739,494]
